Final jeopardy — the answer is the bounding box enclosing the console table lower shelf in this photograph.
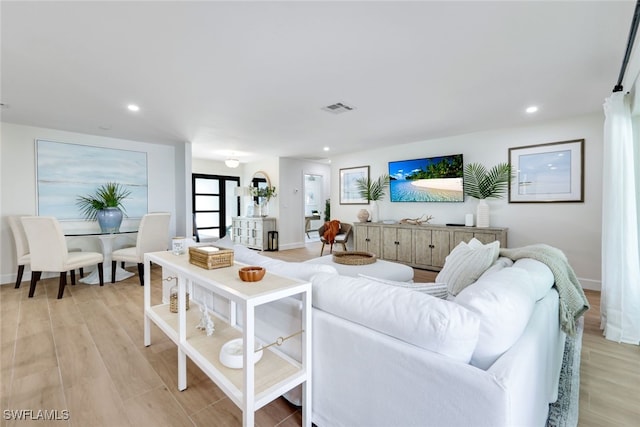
[147,303,303,406]
[143,251,312,427]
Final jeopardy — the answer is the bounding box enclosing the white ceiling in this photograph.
[1,1,636,164]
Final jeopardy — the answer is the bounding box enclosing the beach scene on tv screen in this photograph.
[389,155,464,202]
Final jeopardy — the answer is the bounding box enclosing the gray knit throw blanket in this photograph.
[499,244,590,336]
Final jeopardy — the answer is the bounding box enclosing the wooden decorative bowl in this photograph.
[238,266,266,282]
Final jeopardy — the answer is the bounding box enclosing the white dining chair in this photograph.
[8,215,85,289]
[21,216,104,299]
[111,212,170,286]
[7,215,31,289]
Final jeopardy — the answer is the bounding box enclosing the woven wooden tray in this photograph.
[332,251,377,265]
[188,246,234,270]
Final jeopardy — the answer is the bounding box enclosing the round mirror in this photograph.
[251,171,271,188]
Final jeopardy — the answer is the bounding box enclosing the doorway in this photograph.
[192,173,240,241]
[304,174,323,241]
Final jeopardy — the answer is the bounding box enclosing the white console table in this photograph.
[143,251,312,427]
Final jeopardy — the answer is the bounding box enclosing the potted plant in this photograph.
[76,182,131,233]
[250,185,277,201]
[463,162,511,227]
[355,173,390,223]
[250,185,277,216]
[324,199,331,222]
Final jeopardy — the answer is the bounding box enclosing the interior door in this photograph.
[192,174,240,240]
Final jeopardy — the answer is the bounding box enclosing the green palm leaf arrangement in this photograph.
[463,163,512,199]
[76,182,131,220]
[355,173,390,201]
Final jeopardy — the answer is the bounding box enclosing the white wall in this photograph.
[0,122,184,285]
[192,157,246,178]
[278,158,331,250]
[331,113,604,290]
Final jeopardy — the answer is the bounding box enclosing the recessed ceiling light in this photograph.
[525,106,538,114]
[323,147,330,151]
[127,104,140,112]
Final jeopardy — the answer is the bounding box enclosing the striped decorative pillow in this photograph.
[436,239,500,297]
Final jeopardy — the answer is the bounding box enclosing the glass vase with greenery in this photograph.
[250,185,277,201]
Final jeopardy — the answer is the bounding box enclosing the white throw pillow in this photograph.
[312,272,480,363]
[455,267,537,369]
[436,238,500,297]
[357,274,448,299]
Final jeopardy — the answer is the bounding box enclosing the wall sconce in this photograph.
[225,158,240,168]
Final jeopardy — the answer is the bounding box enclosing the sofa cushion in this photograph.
[512,258,554,301]
[436,238,500,297]
[312,272,480,363]
[455,267,537,369]
[233,244,338,281]
[357,274,448,299]
[478,256,514,280]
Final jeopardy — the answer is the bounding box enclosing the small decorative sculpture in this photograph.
[196,305,215,336]
[399,214,433,225]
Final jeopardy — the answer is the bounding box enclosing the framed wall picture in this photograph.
[508,139,584,203]
[36,139,148,219]
[339,165,369,205]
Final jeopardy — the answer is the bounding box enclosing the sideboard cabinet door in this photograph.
[354,223,382,256]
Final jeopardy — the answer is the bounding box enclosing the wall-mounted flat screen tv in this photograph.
[388,154,464,202]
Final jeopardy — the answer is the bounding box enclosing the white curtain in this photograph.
[601,91,640,344]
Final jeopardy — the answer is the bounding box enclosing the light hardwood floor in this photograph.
[1,243,638,426]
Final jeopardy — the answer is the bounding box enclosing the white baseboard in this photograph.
[1,271,58,287]
[278,242,306,251]
[1,269,99,287]
[579,277,601,291]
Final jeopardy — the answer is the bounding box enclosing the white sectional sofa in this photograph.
[207,239,567,427]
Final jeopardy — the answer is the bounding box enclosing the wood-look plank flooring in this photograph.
[1,241,638,426]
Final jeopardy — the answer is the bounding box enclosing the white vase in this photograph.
[476,199,490,228]
[357,209,370,223]
[369,200,379,223]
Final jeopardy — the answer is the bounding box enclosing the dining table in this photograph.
[64,228,138,285]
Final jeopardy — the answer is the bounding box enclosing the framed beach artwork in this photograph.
[339,165,369,205]
[508,139,584,203]
[36,139,148,219]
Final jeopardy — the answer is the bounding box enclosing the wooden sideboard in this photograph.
[354,222,508,271]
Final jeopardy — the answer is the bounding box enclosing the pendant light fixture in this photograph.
[225,158,240,168]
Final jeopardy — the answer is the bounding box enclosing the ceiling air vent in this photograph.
[322,102,355,114]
